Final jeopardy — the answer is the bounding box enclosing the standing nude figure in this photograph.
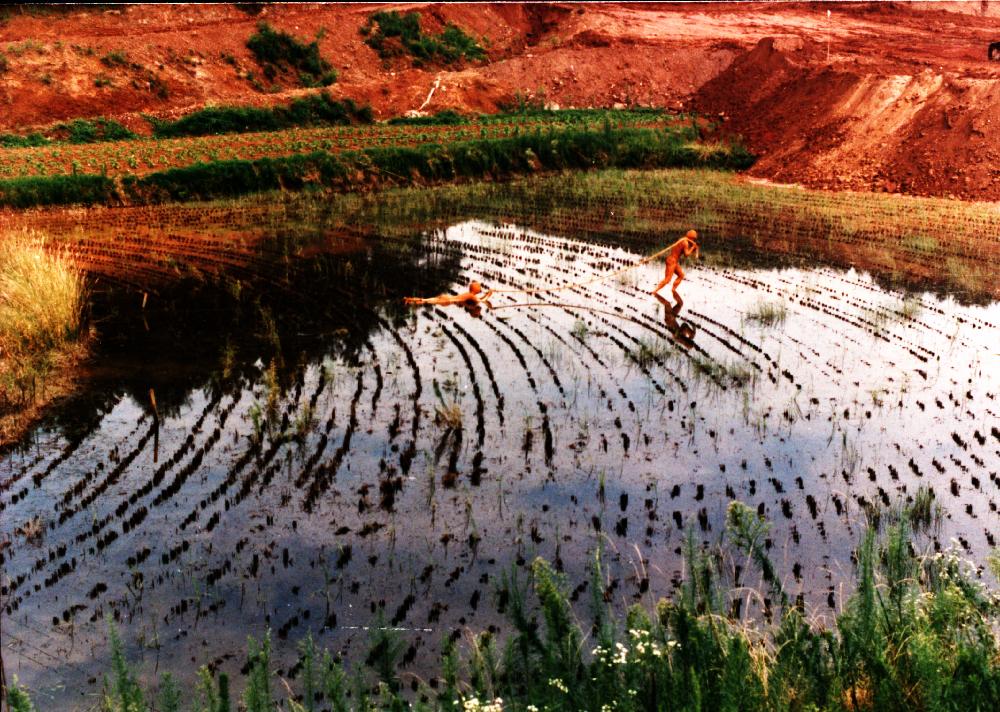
[651,230,699,295]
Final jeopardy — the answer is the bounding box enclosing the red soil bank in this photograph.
[0,2,998,199]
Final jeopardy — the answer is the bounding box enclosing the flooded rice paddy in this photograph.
[2,214,999,708]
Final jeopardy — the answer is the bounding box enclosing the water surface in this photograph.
[3,217,998,708]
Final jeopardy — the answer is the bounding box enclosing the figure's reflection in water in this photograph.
[655,292,696,349]
[460,301,490,318]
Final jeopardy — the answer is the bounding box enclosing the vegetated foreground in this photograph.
[1,178,998,709]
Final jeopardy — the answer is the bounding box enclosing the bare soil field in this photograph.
[1,2,999,199]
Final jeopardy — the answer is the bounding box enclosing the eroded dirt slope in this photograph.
[0,2,999,199]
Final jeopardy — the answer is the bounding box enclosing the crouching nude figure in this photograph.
[405,280,494,307]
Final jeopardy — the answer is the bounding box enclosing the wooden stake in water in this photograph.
[827,9,831,62]
[150,387,160,464]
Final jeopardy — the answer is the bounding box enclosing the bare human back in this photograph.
[404,280,494,307]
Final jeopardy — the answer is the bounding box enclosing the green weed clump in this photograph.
[57,117,136,144]
[0,132,49,148]
[150,93,372,138]
[0,119,133,150]
[246,21,336,88]
[361,10,485,66]
[100,49,129,67]
[744,299,788,326]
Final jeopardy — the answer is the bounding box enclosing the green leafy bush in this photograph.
[58,118,136,144]
[100,49,129,67]
[0,173,116,207]
[246,21,336,88]
[0,132,49,148]
[150,94,372,138]
[361,11,485,66]
[0,119,133,151]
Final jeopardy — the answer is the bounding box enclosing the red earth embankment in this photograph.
[0,2,998,199]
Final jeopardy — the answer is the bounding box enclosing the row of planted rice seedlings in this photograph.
[482,222,984,552]
[2,392,231,614]
[714,261,997,534]
[0,115,678,178]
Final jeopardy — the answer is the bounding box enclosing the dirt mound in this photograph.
[0,3,999,199]
[694,30,1000,200]
[695,37,795,117]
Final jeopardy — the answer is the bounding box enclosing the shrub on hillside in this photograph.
[100,49,129,68]
[361,11,485,66]
[0,132,49,148]
[246,21,336,88]
[57,118,136,144]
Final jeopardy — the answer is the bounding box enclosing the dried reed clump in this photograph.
[0,230,85,406]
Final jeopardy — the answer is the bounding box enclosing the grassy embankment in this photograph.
[0,122,752,208]
[0,231,86,442]
[7,501,1000,711]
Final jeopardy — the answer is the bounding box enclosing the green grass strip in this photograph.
[0,173,116,208]
[0,126,752,207]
